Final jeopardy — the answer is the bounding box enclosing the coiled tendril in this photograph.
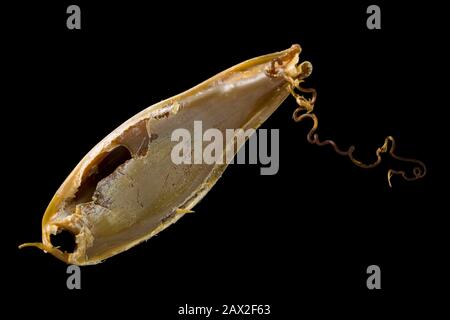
[285,74,427,187]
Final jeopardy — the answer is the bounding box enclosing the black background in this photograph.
[4,1,446,318]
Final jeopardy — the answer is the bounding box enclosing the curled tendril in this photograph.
[285,75,427,187]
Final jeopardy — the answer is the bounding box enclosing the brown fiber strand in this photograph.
[287,76,427,187]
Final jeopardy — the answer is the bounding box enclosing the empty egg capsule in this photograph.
[20,44,425,265]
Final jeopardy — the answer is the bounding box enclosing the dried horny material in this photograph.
[285,77,426,187]
[20,45,426,265]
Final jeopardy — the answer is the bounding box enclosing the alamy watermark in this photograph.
[171,121,279,175]
[66,5,81,30]
[366,5,381,30]
[66,265,81,289]
[366,264,381,290]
